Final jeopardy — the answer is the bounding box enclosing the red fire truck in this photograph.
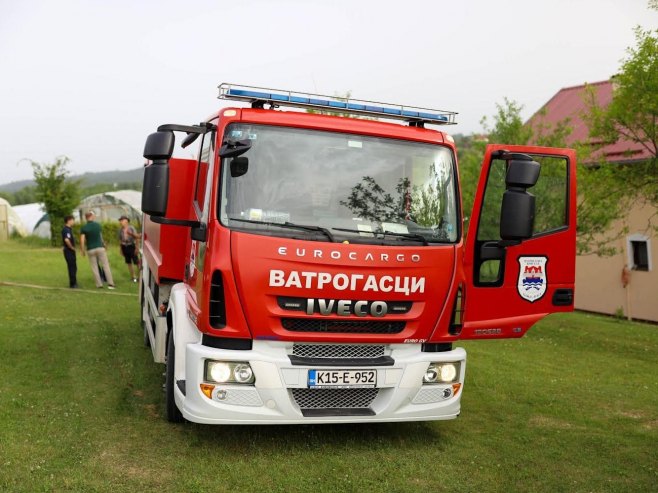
[140,83,576,424]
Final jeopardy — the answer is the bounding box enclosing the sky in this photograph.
[1,0,657,185]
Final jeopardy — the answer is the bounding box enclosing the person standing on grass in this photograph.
[118,215,141,282]
[80,210,116,289]
[61,215,78,288]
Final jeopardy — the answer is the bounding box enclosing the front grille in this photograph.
[291,388,379,410]
[292,343,385,360]
[282,318,405,334]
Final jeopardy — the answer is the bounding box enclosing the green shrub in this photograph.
[8,233,52,248]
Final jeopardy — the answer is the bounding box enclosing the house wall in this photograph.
[575,201,658,322]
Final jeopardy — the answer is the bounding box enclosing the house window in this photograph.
[627,234,651,271]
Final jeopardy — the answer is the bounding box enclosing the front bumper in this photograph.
[178,340,466,424]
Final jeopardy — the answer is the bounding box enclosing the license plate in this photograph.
[308,369,377,389]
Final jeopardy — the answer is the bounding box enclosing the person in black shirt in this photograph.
[62,215,78,288]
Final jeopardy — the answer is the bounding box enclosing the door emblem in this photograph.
[517,256,548,303]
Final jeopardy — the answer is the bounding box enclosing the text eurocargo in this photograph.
[277,246,421,263]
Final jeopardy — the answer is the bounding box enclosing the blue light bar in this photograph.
[218,83,457,126]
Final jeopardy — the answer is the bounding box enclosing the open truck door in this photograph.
[462,144,577,339]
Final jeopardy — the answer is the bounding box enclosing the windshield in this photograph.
[219,124,459,245]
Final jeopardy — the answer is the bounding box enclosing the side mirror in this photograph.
[499,158,540,242]
[230,156,249,178]
[500,190,535,240]
[143,131,175,161]
[506,159,540,188]
[142,164,169,216]
[142,131,175,217]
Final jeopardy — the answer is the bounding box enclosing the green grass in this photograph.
[0,239,656,492]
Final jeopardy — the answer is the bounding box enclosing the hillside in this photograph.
[0,168,143,193]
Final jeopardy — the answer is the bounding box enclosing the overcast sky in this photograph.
[1,0,656,185]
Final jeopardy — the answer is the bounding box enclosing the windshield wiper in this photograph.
[229,218,335,242]
[332,227,429,246]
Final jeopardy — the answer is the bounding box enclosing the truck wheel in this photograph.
[140,285,151,348]
[165,329,184,423]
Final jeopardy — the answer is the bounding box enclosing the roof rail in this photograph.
[218,83,457,126]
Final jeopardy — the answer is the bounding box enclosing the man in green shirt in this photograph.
[80,210,115,289]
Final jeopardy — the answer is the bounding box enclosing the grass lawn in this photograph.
[0,238,656,492]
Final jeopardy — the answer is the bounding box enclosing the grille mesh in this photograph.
[412,387,450,404]
[220,389,263,407]
[282,318,405,334]
[292,344,385,360]
[291,388,379,410]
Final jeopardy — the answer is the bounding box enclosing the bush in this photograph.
[9,233,53,248]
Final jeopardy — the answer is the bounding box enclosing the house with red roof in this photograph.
[529,80,657,322]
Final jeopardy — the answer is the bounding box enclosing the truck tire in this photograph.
[165,330,184,423]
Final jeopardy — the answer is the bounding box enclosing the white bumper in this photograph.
[176,341,466,425]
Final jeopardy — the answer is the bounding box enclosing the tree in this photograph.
[12,186,38,205]
[584,25,658,209]
[459,99,626,255]
[340,176,411,223]
[30,156,81,245]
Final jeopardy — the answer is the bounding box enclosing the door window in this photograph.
[194,130,216,223]
[475,153,569,284]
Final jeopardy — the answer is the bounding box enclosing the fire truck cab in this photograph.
[140,84,577,424]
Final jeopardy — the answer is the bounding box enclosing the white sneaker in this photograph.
[108,285,116,290]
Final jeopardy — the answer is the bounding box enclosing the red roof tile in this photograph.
[528,80,651,163]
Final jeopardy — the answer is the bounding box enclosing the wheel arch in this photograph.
[167,284,202,381]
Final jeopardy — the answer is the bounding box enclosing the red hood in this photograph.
[230,232,456,343]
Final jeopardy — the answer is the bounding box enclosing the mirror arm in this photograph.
[157,122,216,134]
[156,122,217,149]
[478,239,522,263]
[480,241,505,260]
[149,216,201,228]
[190,224,207,242]
[492,150,533,161]
[497,239,522,247]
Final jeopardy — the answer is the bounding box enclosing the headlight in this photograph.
[440,364,457,382]
[423,362,460,384]
[208,362,232,383]
[205,361,255,384]
[233,363,254,383]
